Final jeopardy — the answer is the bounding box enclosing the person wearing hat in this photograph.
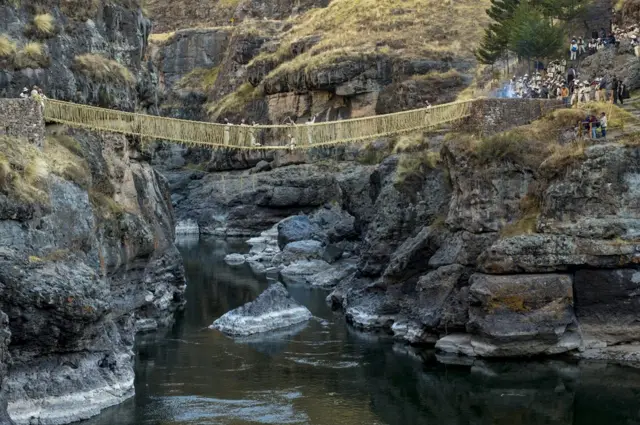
[19,87,29,98]
[570,38,578,60]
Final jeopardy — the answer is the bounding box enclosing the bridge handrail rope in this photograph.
[41,97,560,150]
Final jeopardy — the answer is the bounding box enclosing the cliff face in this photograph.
[0,100,185,424]
[326,131,640,361]
[0,0,155,111]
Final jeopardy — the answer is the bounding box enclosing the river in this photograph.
[83,237,640,425]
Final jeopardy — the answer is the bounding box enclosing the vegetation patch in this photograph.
[0,136,49,204]
[29,13,56,38]
[14,42,50,69]
[395,150,441,186]
[74,54,136,85]
[0,34,17,58]
[148,31,176,44]
[208,82,264,119]
[175,66,220,91]
[45,135,91,189]
[250,0,490,81]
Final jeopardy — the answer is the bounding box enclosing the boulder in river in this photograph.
[211,283,312,336]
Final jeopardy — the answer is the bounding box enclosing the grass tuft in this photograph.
[395,150,441,185]
[208,82,264,119]
[175,66,220,91]
[74,54,136,85]
[14,42,49,68]
[0,34,17,58]
[32,13,56,36]
[148,31,176,44]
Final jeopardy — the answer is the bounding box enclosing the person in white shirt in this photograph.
[19,87,29,98]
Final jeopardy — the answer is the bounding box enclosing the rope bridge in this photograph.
[43,98,475,150]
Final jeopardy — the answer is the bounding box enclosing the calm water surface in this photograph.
[85,237,640,425]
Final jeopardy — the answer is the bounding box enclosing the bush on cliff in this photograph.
[74,53,136,86]
[0,133,91,204]
[30,13,56,38]
[13,41,50,69]
[0,34,17,58]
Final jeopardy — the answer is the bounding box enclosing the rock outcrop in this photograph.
[211,282,312,336]
[0,106,185,424]
[319,137,640,362]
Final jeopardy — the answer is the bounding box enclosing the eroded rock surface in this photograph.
[0,128,184,424]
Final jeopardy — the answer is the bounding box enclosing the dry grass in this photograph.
[208,82,264,119]
[74,53,136,85]
[148,31,176,44]
[395,150,441,185]
[89,190,126,219]
[14,42,49,68]
[250,0,490,79]
[175,66,220,91]
[0,137,49,203]
[44,135,91,189]
[0,34,17,58]
[33,13,56,36]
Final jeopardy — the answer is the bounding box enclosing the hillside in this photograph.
[146,0,491,127]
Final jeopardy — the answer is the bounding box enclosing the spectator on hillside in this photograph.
[578,37,586,55]
[619,80,628,105]
[612,76,620,104]
[570,39,578,60]
[19,87,28,98]
[600,112,608,137]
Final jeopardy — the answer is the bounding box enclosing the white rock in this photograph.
[224,253,247,266]
[211,282,312,336]
[175,219,199,235]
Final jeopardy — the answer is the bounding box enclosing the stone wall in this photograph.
[0,99,44,148]
[464,98,565,136]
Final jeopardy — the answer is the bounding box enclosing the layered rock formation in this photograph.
[0,101,185,424]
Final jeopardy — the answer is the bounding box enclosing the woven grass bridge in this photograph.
[43,98,477,150]
[42,98,562,150]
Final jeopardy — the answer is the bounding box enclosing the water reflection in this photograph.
[84,237,640,425]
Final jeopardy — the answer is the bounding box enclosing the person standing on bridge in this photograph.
[238,119,247,146]
[249,121,260,147]
[223,118,230,146]
[288,133,297,151]
[306,114,316,146]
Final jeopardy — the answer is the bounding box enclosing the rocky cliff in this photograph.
[0,100,185,424]
[171,103,640,364]
[325,114,640,362]
[0,0,155,111]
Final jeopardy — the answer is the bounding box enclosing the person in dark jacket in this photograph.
[612,76,619,104]
[618,80,627,105]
